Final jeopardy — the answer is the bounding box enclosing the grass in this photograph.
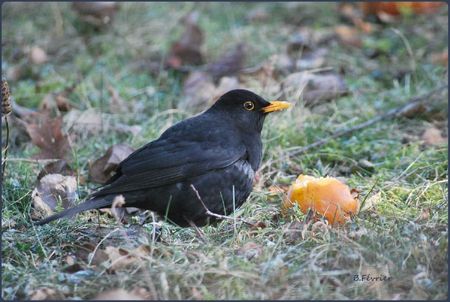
[1,2,448,300]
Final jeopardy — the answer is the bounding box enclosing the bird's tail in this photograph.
[34,197,114,226]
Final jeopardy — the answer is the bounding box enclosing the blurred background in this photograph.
[1,2,448,300]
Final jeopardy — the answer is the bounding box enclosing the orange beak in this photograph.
[262,101,291,113]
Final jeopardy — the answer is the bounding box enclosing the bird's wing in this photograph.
[91,130,246,196]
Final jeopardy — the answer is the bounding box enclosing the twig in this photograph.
[286,85,448,158]
[189,184,256,227]
[4,158,61,164]
[2,117,9,178]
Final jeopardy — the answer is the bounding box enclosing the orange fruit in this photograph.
[283,175,359,225]
[361,2,444,16]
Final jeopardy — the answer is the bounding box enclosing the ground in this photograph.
[1,2,448,300]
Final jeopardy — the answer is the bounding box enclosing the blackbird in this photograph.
[36,89,290,227]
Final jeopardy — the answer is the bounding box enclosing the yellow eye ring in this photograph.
[243,101,255,111]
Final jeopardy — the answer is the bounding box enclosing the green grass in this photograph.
[1,2,448,300]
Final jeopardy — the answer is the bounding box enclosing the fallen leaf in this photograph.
[94,288,148,300]
[214,76,241,99]
[107,85,128,114]
[360,191,382,212]
[72,2,120,26]
[338,3,375,33]
[94,244,151,273]
[113,123,142,136]
[31,174,78,219]
[282,71,348,106]
[311,220,329,234]
[430,48,448,67]
[167,11,204,68]
[39,91,74,112]
[179,73,241,113]
[348,226,369,239]
[37,159,75,181]
[239,60,280,96]
[63,255,84,273]
[28,287,65,300]
[416,208,431,222]
[334,25,362,48]
[268,185,290,195]
[236,242,263,260]
[89,144,135,184]
[246,7,269,23]
[358,159,375,171]
[206,43,246,82]
[191,287,203,300]
[283,221,309,243]
[360,2,444,17]
[55,94,72,112]
[421,127,446,145]
[178,71,216,112]
[296,48,328,70]
[63,108,103,135]
[29,46,48,65]
[24,114,71,160]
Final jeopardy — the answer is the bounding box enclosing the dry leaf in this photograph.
[421,127,446,145]
[348,226,369,239]
[236,242,263,260]
[24,114,71,160]
[93,245,151,273]
[178,71,216,112]
[338,3,375,33]
[246,7,269,22]
[107,85,128,114]
[268,185,290,195]
[191,287,203,300]
[296,48,328,70]
[430,48,448,67]
[40,93,72,113]
[206,43,246,82]
[179,73,241,113]
[63,109,103,135]
[283,221,309,243]
[334,25,362,48]
[72,2,119,26]
[360,2,444,17]
[89,144,135,184]
[37,159,75,181]
[167,11,204,68]
[31,174,78,219]
[94,288,148,300]
[28,287,64,300]
[360,192,382,212]
[239,60,280,96]
[55,94,72,112]
[29,46,48,65]
[282,71,347,105]
[416,208,431,222]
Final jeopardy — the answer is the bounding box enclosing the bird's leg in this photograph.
[189,184,257,227]
[185,217,207,243]
[96,210,101,229]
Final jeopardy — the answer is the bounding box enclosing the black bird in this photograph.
[36,89,290,227]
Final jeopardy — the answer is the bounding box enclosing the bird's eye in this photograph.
[243,101,255,111]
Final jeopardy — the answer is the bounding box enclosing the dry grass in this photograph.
[1,2,448,300]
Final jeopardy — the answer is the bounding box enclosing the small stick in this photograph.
[286,85,448,158]
[2,117,9,178]
[185,217,207,243]
[189,184,256,227]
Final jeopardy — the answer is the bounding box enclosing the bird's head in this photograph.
[208,89,290,133]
